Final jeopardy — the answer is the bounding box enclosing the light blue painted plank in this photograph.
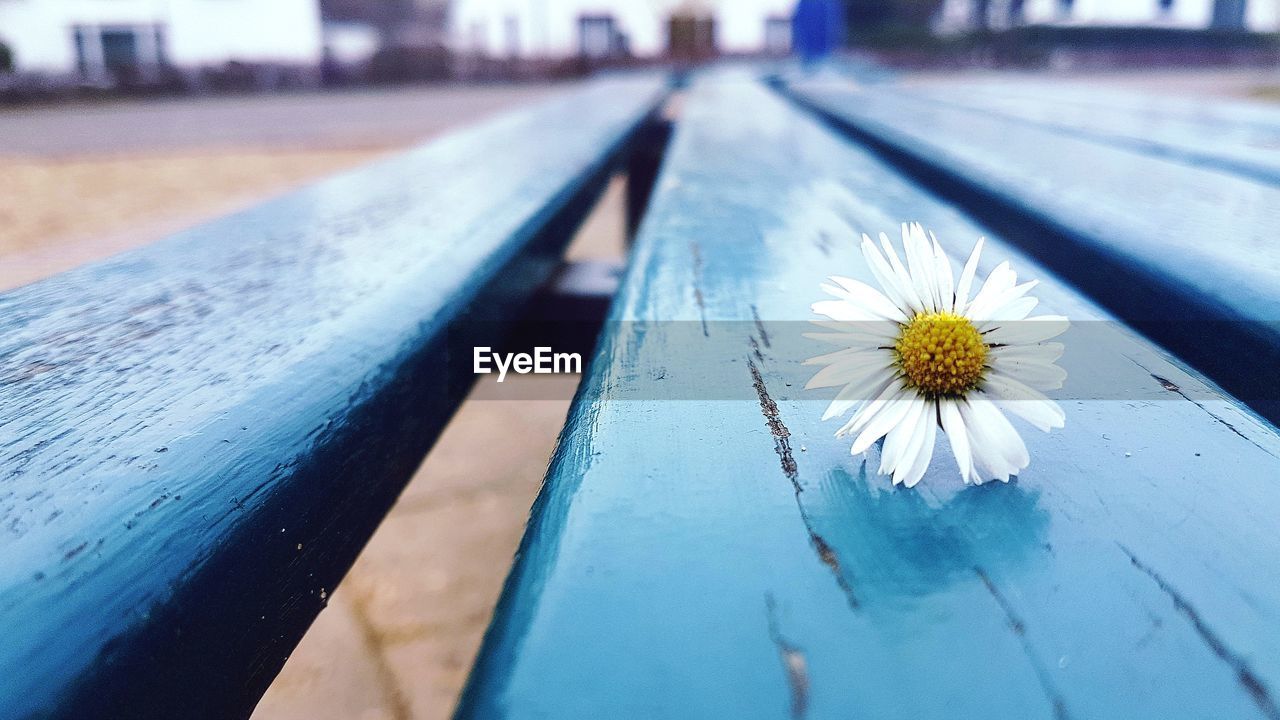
[460,78,1280,719]
[898,78,1280,184]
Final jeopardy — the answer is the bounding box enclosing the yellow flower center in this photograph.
[894,312,988,398]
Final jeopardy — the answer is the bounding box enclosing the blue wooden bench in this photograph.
[783,76,1280,426]
[0,75,667,719]
[458,76,1280,719]
[898,78,1280,185]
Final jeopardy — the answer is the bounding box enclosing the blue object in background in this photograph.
[792,0,844,63]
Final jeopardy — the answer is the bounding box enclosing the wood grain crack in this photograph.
[1124,355,1278,460]
[766,593,810,720]
[748,357,797,488]
[689,241,708,338]
[1119,545,1280,720]
[975,566,1072,720]
[749,356,859,610]
[751,305,772,348]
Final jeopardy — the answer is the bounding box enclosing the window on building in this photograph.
[1211,0,1247,28]
[578,14,617,59]
[100,28,138,72]
[972,0,991,29]
[1057,0,1075,17]
[73,25,88,75]
[153,24,167,67]
[1009,0,1026,25]
[504,16,520,58]
[667,13,716,59]
[72,24,166,81]
[764,16,790,54]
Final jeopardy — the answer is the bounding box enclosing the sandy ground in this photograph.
[0,150,388,277]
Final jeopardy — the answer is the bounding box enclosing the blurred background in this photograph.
[4,0,1280,95]
[3,1,1279,718]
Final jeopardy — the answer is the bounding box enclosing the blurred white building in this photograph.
[450,0,797,58]
[0,0,323,78]
[937,0,1280,33]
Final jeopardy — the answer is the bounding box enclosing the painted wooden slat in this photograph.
[0,75,666,720]
[900,78,1280,184]
[458,77,1280,720]
[785,77,1280,424]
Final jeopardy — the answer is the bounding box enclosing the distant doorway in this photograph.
[578,14,622,59]
[100,29,139,73]
[73,24,166,84]
[765,16,791,54]
[1211,0,1247,28]
[667,13,716,60]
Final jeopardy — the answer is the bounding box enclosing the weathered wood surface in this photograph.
[459,77,1280,719]
[785,77,1280,423]
[900,79,1280,185]
[0,75,666,720]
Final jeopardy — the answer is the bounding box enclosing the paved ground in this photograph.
[0,84,566,157]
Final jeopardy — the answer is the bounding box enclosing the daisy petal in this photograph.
[970,280,1039,323]
[898,409,937,489]
[984,315,1069,345]
[967,261,1016,318]
[930,232,954,313]
[879,232,924,313]
[826,276,908,323]
[980,296,1039,324]
[811,299,881,322]
[887,403,928,483]
[981,375,1066,431]
[990,341,1064,365]
[879,397,926,474]
[851,393,918,455]
[989,356,1069,391]
[805,356,893,390]
[994,396,1066,434]
[903,224,938,312]
[837,380,905,438]
[803,331,891,350]
[940,398,976,484]
[963,398,1030,482]
[802,346,881,367]
[808,319,901,341]
[824,372,896,421]
[954,237,984,312]
[861,235,914,314]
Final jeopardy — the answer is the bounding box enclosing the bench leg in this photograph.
[625,116,673,243]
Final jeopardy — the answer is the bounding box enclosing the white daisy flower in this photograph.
[806,223,1068,488]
